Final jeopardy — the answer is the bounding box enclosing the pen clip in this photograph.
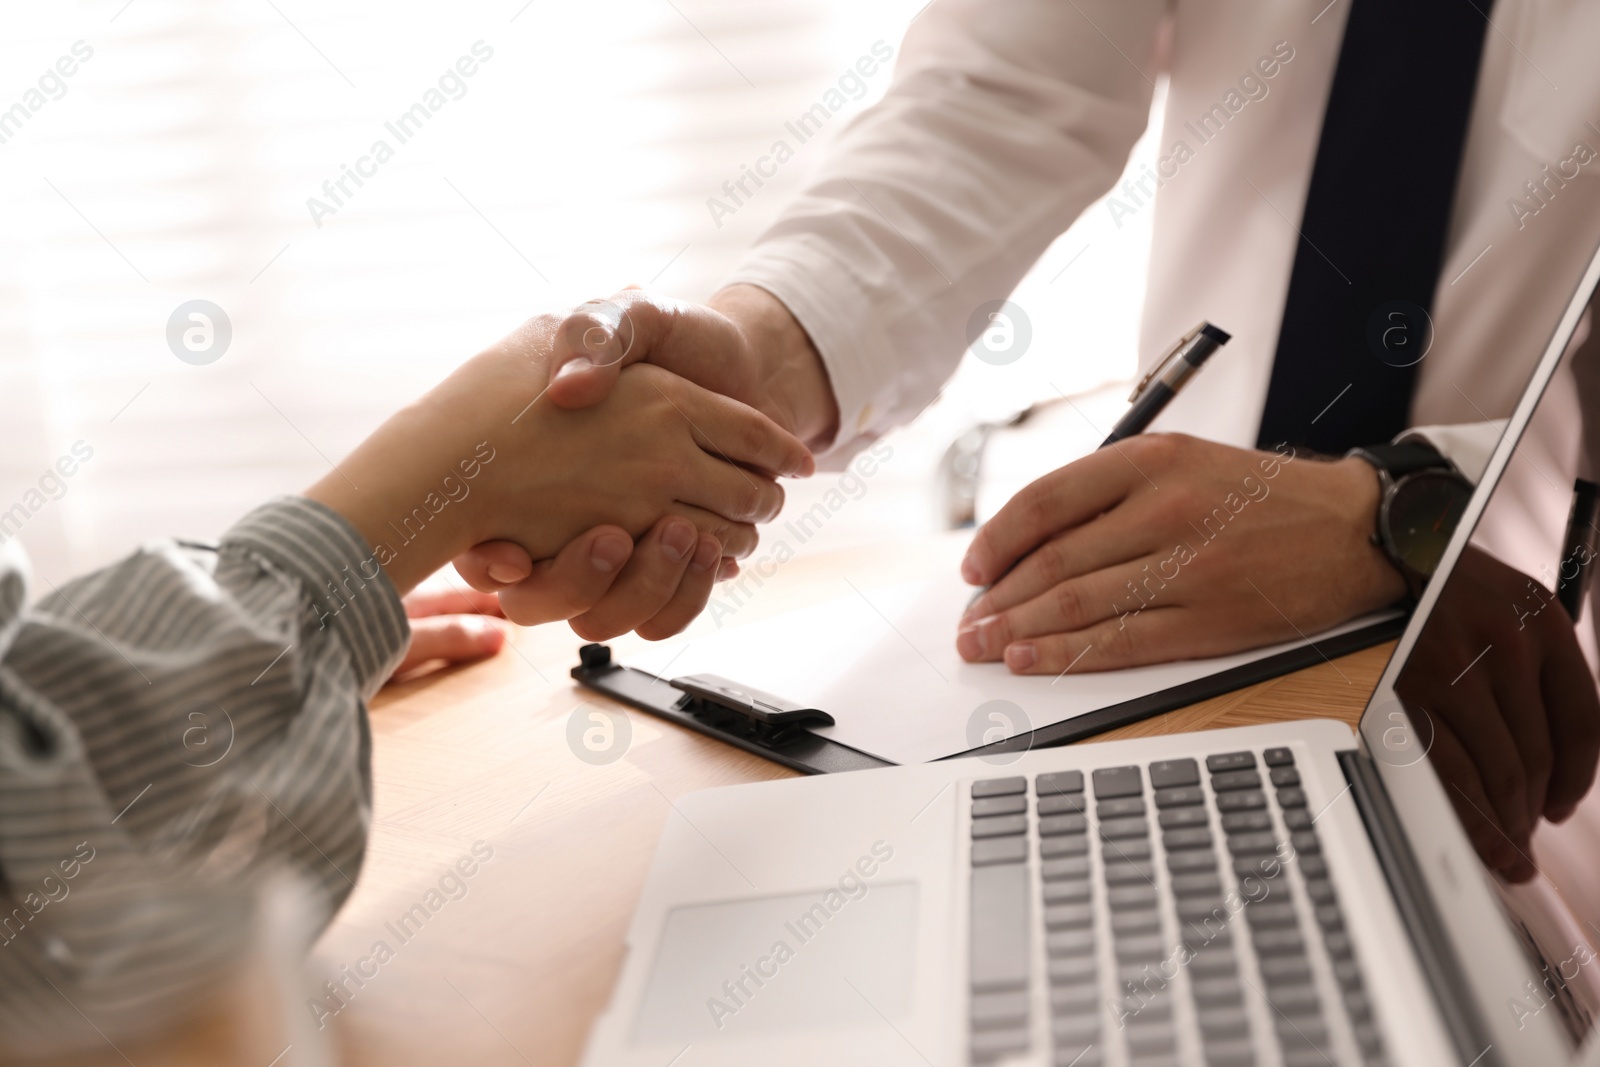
[1129,322,1205,402]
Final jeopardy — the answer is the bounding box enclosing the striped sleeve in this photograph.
[0,497,408,1054]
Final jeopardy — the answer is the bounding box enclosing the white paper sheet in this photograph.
[621,567,1395,766]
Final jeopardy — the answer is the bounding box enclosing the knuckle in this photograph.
[1096,617,1140,663]
[1052,581,1088,629]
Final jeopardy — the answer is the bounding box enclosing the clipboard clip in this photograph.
[669,674,836,728]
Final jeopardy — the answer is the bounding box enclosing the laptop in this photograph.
[578,246,1600,1067]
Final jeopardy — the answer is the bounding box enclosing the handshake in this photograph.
[305,286,835,644]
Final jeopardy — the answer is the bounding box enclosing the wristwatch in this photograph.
[1345,440,1474,601]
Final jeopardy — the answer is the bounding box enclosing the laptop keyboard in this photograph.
[967,748,1384,1067]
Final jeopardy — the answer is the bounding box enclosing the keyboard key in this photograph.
[1268,984,1321,1013]
[1254,927,1305,953]
[1170,872,1222,897]
[1107,885,1158,910]
[1046,928,1096,956]
[1334,959,1363,990]
[1051,982,1099,1013]
[1192,976,1244,1005]
[1125,1020,1176,1054]
[1105,861,1156,885]
[1344,988,1371,1021]
[1166,850,1217,874]
[1210,770,1262,792]
[1233,856,1284,880]
[972,837,1028,866]
[1258,957,1312,983]
[970,1026,1029,1058]
[1215,790,1266,812]
[1207,751,1256,772]
[1038,793,1089,815]
[1049,954,1097,983]
[1115,935,1167,961]
[1107,838,1153,861]
[1100,816,1149,839]
[1298,854,1328,878]
[1045,903,1094,930]
[972,794,1027,817]
[1052,1015,1099,1044]
[1324,930,1353,959]
[1282,809,1313,830]
[1098,797,1147,818]
[1159,807,1209,829]
[1042,856,1090,880]
[1162,827,1213,850]
[1220,810,1272,834]
[1038,770,1085,795]
[1198,1007,1249,1037]
[1200,1037,1255,1067]
[1041,836,1090,859]
[1270,767,1302,788]
[1226,831,1281,855]
[1111,909,1161,936]
[1039,813,1089,836]
[1043,880,1091,905]
[972,814,1028,839]
[1244,901,1296,927]
[971,990,1028,1029]
[1290,831,1321,855]
[970,863,1029,991]
[1054,1043,1100,1067]
[1093,765,1144,798]
[1148,758,1200,788]
[1305,879,1338,903]
[1276,787,1308,808]
[1315,905,1344,931]
[1154,786,1205,809]
[1275,1016,1327,1045]
[972,776,1027,799]
[1189,950,1239,977]
[1177,898,1231,923]
[1263,746,1295,767]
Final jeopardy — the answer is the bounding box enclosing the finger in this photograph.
[570,517,698,641]
[404,584,506,619]
[1437,665,1534,850]
[453,540,536,592]
[958,557,1151,663]
[394,615,506,675]
[1540,633,1600,820]
[546,291,682,409]
[1486,642,1554,835]
[961,448,1142,585]
[988,607,1213,676]
[669,383,814,478]
[1429,719,1538,882]
[962,503,1167,623]
[666,503,760,559]
[492,526,636,626]
[672,451,786,525]
[636,534,721,640]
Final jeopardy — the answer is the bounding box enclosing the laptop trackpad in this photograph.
[631,881,919,1043]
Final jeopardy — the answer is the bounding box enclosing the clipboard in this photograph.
[572,612,1407,775]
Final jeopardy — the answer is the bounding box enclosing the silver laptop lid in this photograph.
[1356,237,1600,1066]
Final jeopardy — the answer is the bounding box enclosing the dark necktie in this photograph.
[1255,0,1492,453]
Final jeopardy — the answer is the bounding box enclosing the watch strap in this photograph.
[1345,440,1454,478]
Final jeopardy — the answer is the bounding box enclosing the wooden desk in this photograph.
[26,541,1395,1067]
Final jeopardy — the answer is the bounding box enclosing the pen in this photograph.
[1557,477,1599,621]
[966,320,1231,607]
[1102,321,1232,446]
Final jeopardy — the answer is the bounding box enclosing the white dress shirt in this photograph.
[727,0,1600,462]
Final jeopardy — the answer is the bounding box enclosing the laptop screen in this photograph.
[1361,247,1600,1063]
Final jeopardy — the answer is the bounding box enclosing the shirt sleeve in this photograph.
[724,0,1167,461]
[1399,421,1508,483]
[0,496,408,1051]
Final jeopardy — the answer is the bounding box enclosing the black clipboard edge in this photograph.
[571,646,892,775]
[946,613,1408,762]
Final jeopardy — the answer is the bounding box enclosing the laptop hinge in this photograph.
[1338,748,1498,1066]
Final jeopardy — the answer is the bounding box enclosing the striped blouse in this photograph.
[0,497,408,1055]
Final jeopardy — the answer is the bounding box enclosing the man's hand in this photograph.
[1395,545,1600,882]
[956,433,1408,673]
[456,285,838,639]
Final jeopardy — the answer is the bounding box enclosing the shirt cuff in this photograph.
[727,239,902,465]
[1398,421,1507,484]
[222,497,409,694]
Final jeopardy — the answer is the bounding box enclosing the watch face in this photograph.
[1384,471,1473,577]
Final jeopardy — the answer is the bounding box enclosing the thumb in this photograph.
[546,290,681,409]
